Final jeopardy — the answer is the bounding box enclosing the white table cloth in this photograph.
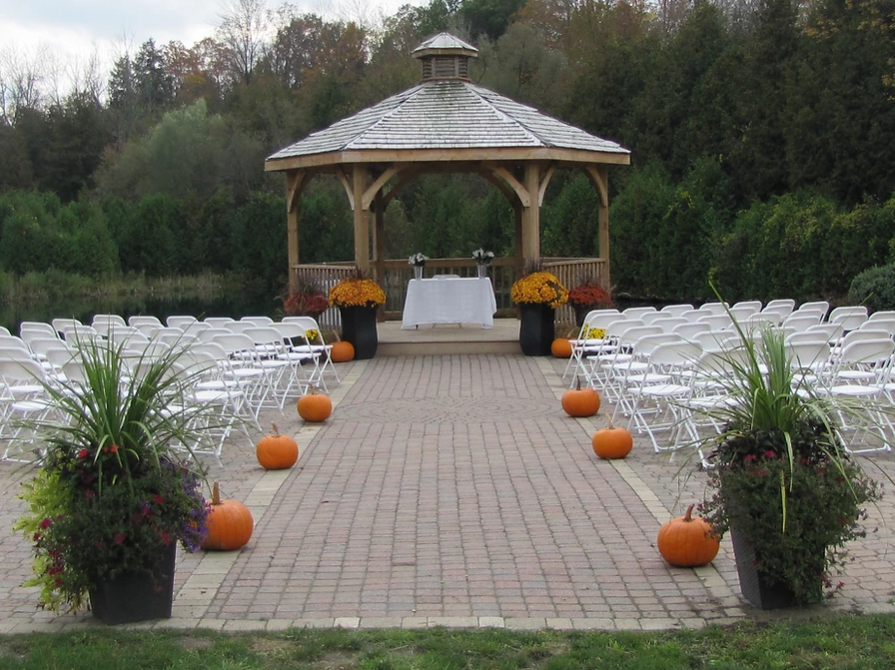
[402,277,497,329]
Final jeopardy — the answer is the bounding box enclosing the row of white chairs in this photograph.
[574,323,895,467]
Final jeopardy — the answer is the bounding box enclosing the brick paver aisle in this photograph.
[2,354,895,633]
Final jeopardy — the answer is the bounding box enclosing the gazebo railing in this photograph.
[293,257,606,326]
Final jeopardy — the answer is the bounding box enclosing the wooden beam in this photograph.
[583,164,609,207]
[538,163,556,206]
[336,167,355,210]
[286,172,301,292]
[381,169,421,209]
[373,191,386,320]
[483,162,530,207]
[362,163,408,210]
[352,164,371,271]
[265,146,632,172]
[475,168,516,205]
[521,162,541,261]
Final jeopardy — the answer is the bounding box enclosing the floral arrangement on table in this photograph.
[329,273,387,309]
[568,280,613,309]
[408,252,429,268]
[14,340,215,614]
[472,248,495,266]
[511,271,568,309]
[693,304,881,606]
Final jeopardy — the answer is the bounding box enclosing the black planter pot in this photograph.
[89,542,177,625]
[729,529,797,609]
[518,303,556,356]
[339,306,379,360]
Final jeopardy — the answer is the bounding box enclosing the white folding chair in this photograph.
[128,315,164,328]
[697,302,729,316]
[91,314,127,337]
[563,311,626,383]
[0,357,57,462]
[659,304,695,317]
[281,316,340,388]
[763,298,795,319]
[240,316,274,326]
[622,340,703,454]
[19,322,59,343]
[829,306,868,333]
[167,315,198,329]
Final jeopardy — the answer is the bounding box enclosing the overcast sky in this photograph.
[0,0,414,89]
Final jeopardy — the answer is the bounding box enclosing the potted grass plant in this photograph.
[13,338,224,624]
[694,308,882,608]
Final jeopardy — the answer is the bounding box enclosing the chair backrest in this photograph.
[166,315,198,329]
[869,310,895,321]
[785,339,831,370]
[763,298,796,317]
[577,312,626,339]
[91,314,127,335]
[616,325,664,348]
[728,305,757,323]
[695,314,732,330]
[831,337,895,371]
[0,345,34,361]
[107,325,150,346]
[223,321,256,334]
[181,321,210,336]
[44,345,78,370]
[646,340,703,369]
[128,315,163,328]
[243,326,288,349]
[203,317,236,327]
[782,313,823,332]
[52,318,83,337]
[62,324,99,346]
[27,337,70,358]
[0,335,31,354]
[0,326,8,337]
[805,322,844,344]
[639,311,675,325]
[697,302,729,315]
[829,310,868,333]
[198,327,236,343]
[796,300,830,318]
[622,306,657,319]
[0,357,47,384]
[653,317,690,334]
[213,332,260,359]
[633,333,685,357]
[240,315,274,326]
[732,300,762,315]
[829,305,868,323]
[671,321,711,340]
[691,330,738,354]
[837,328,891,350]
[19,322,58,341]
[659,304,694,317]
[675,309,704,322]
[859,317,895,337]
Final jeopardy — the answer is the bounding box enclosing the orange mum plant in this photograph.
[511,271,568,309]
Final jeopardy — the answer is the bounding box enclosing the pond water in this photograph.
[0,287,278,335]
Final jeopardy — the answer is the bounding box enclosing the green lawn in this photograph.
[2,614,895,669]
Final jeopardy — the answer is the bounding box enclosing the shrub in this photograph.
[848,264,895,312]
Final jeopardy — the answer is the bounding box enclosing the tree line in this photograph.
[0,0,893,303]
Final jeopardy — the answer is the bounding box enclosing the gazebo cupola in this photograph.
[412,32,478,82]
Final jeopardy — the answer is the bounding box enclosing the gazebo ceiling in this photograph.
[265,33,630,173]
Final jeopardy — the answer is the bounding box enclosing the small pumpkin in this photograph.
[202,482,254,551]
[562,377,601,417]
[256,423,298,470]
[330,340,355,362]
[297,386,333,422]
[551,338,573,358]
[592,424,633,459]
[657,503,720,567]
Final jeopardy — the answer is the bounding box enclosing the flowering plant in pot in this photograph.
[567,275,612,326]
[14,339,220,622]
[472,248,495,266]
[694,313,882,607]
[329,269,386,359]
[511,266,568,356]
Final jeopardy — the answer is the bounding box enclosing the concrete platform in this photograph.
[377,318,523,356]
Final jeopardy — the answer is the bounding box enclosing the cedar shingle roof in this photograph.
[266,80,629,161]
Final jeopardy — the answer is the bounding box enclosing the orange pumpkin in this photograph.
[551,338,573,358]
[256,423,298,470]
[297,387,333,422]
[592,424,633,459]
[562,377,601,417]
[201,482,254,551]
[657,504,720,567]
[330,341,355,362]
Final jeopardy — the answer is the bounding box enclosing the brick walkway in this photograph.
[2,354,895,633]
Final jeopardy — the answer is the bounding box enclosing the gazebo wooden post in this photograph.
[352,164,371,272]
[588,165,611,288]
[286,170,303,292]
[514,205,524,275]
[521,162,541,264]
[373,191,386,321]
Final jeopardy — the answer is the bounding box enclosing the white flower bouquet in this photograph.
[472,248,495,266]
[408,253,429,267]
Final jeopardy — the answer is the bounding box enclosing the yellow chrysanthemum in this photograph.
[329,278,387,308]
[510,271,568,309]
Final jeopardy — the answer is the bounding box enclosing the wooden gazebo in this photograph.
[264,33,630,300]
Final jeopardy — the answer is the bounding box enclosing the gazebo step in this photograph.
[375,319,523,357]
